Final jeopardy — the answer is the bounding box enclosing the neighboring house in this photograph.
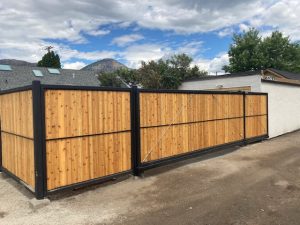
[179,69,300,92]
[179,68,300,138]
[0,64,100,90]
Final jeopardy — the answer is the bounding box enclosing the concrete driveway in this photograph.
[1,131,300,225]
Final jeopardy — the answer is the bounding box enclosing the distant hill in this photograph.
[81,58,127,73]
[0,59,36,67]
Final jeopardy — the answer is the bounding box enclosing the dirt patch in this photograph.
[1,131,300,225]
[0,211,8,218]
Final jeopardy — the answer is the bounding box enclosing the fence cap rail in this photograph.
[139,88,268,95]
[0,85,32,95]
[0,80,268,96]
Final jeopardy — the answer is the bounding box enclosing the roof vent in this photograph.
[48,68,60,74]
[0,64,12,71]
[32,70,43,77]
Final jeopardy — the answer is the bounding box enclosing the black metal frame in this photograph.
[47,170,132,195]
[39,83,132,198]
[0,82,269,199]
[135,89,269,175]
[32,81,47,199]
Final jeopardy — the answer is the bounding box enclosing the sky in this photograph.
[0,0,300,74]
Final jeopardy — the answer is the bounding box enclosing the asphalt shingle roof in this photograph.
[267,68,300,80]
[183,70,260,82]
[0,65,100,90]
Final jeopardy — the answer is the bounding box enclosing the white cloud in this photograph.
[111,34,144,47]
[120,41,205,69]
[176,41,203,55]
[239,24,251,33]
[1,0,300,69]
[193,53,229,75]
[253,0,300,40]
[86,30,110,36]
[121,44,171,68]
[63,61,87,70]
[218,28,234,37]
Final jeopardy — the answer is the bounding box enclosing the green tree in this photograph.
[223,28,264,73]
[138,54,208,89]
[224,28,300,73]
[260,31,300,72]
[138,59,181,89]
[98,72,123,87]
[99,68,139,87]
[185,65,208,80]
[37,51,61,68]
[113,68,139,85]
[99,53,208,89]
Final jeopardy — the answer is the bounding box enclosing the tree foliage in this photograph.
[37,51,61,68]
[98,54,207,89]
[98,72,123,87]
[223,28,300,73]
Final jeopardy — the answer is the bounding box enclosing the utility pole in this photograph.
[44,46,54,53]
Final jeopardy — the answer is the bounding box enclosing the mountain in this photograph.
[0,59,36,67]
[81,58,127,73]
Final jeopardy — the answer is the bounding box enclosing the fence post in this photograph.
[243,92,247,144]
[131,86,142,176]
[32,81,46,199]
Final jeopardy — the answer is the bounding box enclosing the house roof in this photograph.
[0,65,100,90]
[262,79,300,87]
[265,68,300,80]
[183,70,261,82]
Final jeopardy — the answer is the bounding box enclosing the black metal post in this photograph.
[243,92,247,143]
[32,81,46,199]
[131,86,142,176]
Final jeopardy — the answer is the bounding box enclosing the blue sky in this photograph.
[0,0,299,74]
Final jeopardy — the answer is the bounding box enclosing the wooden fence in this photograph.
[0,81,268,199]
[44,89,132,190]
[137,90,267,170]
[0,88,35,190]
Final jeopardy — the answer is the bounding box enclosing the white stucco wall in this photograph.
[179,75,262,92]
[261,82,300,138]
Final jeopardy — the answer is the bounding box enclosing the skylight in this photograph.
[32,70,43,77]
[0,64,12,71]
[48,68,60,74]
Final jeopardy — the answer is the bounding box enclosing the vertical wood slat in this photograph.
[139,92,267,163]
[245,95,268,138]
[0,91,33,138]
[44,89,132,191]
[0,90,35,188]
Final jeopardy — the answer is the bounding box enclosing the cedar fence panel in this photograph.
[245,94,268,138]
[44,89,132,191]
[139,93,244,162]
[0,81,268,199]
[0,89,35,189]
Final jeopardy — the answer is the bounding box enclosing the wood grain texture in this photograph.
[1,132,35,188]
[246,115,268,138]
[140,93,245,162]
[245,95,267,116]
[141,118,244,162]
[139,93,243,127]
[0,90,33,138]
[46,132,131,190]
[245,95,268,138]
[44,90,131,139]
[44,90,132,190]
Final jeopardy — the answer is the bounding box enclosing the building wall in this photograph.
[179,75,262,92]
[261,81,300,138]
